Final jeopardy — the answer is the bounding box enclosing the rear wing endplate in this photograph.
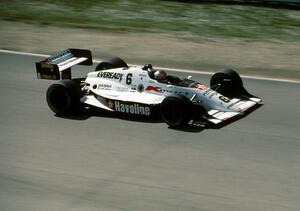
[36,48,93,80]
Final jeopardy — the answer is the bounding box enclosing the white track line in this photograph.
[1,49,299,84]
[0,49,49,57]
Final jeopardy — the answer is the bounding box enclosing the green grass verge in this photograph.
[1,0,300,41]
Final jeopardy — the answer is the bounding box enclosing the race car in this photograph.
[35,48,262,127]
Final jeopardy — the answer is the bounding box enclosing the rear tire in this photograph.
[46,80,81,115]
[95,57,128,71]
[210,69,243,98]
[160,95,191,127]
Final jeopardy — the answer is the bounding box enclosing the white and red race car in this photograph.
[36,48,262,127]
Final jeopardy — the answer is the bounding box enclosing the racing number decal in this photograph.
[126,73,133,85]
[219,96,230,103]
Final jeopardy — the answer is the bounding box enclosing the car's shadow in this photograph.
[55,104,263,133]
[55,108,163,123]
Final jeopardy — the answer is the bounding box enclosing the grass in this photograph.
[1,0,300,41]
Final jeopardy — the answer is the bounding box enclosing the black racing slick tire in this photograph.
[95,57,128,71]
[210,69,243,98]
[160,95,191,127]
[46,80,81,115]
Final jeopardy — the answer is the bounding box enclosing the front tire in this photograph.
[210,69,243,98]
[46,80,81,115]
[160,95,191,127]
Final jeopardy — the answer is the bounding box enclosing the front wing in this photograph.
[206,97,261,124]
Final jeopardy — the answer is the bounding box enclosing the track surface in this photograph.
[0,52,299,211]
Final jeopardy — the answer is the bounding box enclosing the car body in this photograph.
[36,48,262,127]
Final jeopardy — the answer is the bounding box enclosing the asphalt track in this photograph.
[0,51,299,211]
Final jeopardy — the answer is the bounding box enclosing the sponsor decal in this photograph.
[202,88,217,99]
[97,71,124,82]
[131,84,137,91]
[115,86,129,92]
[203,89,212,95]
[139,73,148,77]
[49,49,71,63]
[40,74,57,80]
[113,101,151,116]
[41,63,54,69]
[145,86,161,93]
[98,84,112,90]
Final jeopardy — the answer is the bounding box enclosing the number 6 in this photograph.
[126,73,132,85]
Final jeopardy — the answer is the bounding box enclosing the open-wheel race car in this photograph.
[36,48,262,127]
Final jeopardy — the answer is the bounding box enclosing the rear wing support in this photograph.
[36,48,93,80]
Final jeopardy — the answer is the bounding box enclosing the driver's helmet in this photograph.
[142,64,153,71]
[154,70,167,80]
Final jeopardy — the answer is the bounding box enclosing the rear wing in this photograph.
[36,48,93,80]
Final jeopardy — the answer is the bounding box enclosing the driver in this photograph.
[153,70,167,81]
[143,64,168,82]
